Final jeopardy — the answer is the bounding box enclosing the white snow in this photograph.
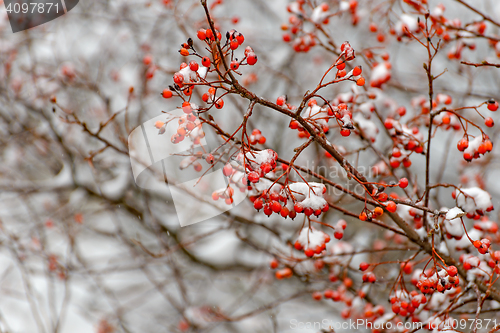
[354,114,378,142]
[297,227,329,250]
[455,187,493,213]
[445,207,465,221]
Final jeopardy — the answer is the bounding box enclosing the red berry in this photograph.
[340,129,351,136]
[399,178,409,188]
[485,117,494,127]
[205,29,214,40]
[446,265,458,277]
[162,89,173,99]
[487,100,498,111]
[143,55,152,65]
[377,192,388,202]
[294,203,303,213]
[359,262,370,271]
[248,171,260,183]
[289,120,299,129]
[236,33,244,45]
[247,53,257,65]
[202,56,211,67]
[173,72,184,84]
[280,207,289,218]
[223,164,233,176]
[230,60,239,70]
[270,259,278,269]
[197,29,206,40]
[401,262,413,274]
[386,201,397,213]
[312,291,322,300]
[230,40,239,50]
[304,248,315,257]
[189,61,199,71]
[352,66,362,76]
[457,138,469,151]
[356,77,365,86]
[254,199,263,210]
[263,205,272,216]
[271,201,282,213]
[390,159,400,168]
[324,289,334,298]
[215,99,224,109]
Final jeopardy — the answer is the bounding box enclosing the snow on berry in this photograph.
[358,102,375,117]
[394,14,419,37]
[244,149,278,176]
[369,62,391,88]
[454,187,493,215]
[249,129,266,145]
[445,207,465,220]
[302,103,330,132]
[473,216,498,233]
[462,136,492,161]
[287,182,328,212]
[461,254,491,281]
[340,41,355,61]
[175,64,207,85]
[453,228,482,250]
[295,227,330,256]
[339,1,350,11]
[443,208,464,240]
[311,4,330,24]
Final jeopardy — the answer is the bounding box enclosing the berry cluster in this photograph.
[294,227,331,257]
[413,267,460,294]
[389,290,427,317]
[161,27,257,112]
[282,1,359,53]
[457,135,493,162]
[384,119,425,169]
[453,187,494,219]
[248,129,266,145]
[243,149,278,183]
